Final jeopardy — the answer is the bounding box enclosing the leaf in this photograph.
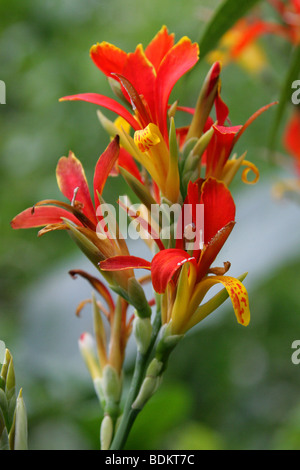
[268,45,300,152]
[198,0,263,59]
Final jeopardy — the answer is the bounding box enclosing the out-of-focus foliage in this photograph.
[1,0,300,450]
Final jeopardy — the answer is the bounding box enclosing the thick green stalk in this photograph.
[109,309,161,450]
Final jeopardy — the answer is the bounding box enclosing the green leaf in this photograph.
[268,45,300,152]
[198,0,262,59]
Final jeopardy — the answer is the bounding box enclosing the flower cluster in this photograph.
[11,26,275,449]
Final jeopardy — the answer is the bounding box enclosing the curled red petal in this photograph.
[90,42,128,76]
[151,248,197,294]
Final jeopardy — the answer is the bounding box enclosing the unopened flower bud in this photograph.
[133,316,152,354]
[78,332,101,380]
[102,364,121,404]
[132,376,159,410]
[127,277,152,318]
[100,415,113,450]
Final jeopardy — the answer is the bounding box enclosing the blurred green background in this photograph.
[1,0,300,450]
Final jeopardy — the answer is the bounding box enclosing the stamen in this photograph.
[71,187,80,206]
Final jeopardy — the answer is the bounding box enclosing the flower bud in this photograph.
[132,376,159,410]
[100,415,113,450]
[127,277,152,318]
[102,365,121,404]
[78,332,101,381]
[133,316,152,354]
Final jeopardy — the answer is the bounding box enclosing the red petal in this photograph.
[60,93,140,131]
[93,136,120,205]
[122,45,156,123]
[151,248,197,293]
[205,125,242,177]
[156,38,199,140]
[90,42,128,76]
[56,152,96,225]
[100,255,151,271]
[201,178,235,245]
[11,205,79,229]
[145,26,175,71]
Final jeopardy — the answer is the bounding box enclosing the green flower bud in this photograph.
[102,365,121,404]
[100,415,113,450]
[132,376,159,410]
[133,316,152,354]
[127,277,152,318]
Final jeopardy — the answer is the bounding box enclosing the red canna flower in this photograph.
[60,26,199,143]
[99,178,250,334]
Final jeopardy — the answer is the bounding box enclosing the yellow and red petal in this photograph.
[200,178,236,245]
[145,25,175,71]
[151,248,197,294]
[209,275,250,326]
[56,151,96,225]
[10,205,79,229]
[90,41,128,77]
[93,136,120,205]
[156,37,199,140]
[60,93,140,131]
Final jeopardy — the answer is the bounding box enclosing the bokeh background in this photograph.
[1,0,300,450]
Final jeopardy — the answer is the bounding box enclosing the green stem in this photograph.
[109,309,161,450]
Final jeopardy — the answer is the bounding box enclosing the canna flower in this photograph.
[99,178,250,335]
[10,137,148,308]
[60,26,199,203]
